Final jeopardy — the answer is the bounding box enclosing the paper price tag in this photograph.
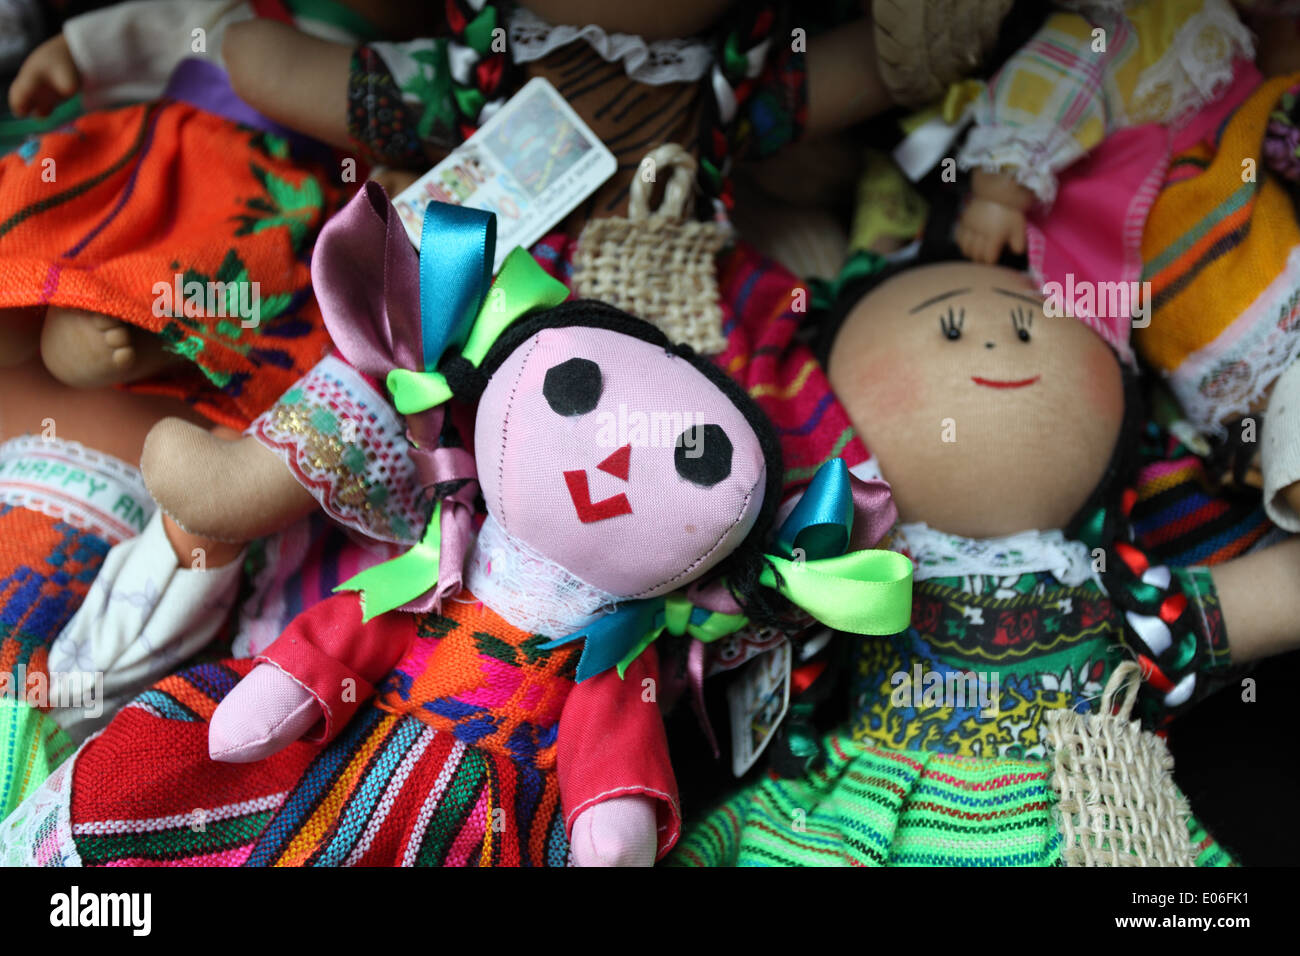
[726,639,792,777]
[392,77,617,271]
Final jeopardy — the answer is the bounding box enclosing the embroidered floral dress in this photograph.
[670,518,1237,867]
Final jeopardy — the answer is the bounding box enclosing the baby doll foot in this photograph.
[141,418,317,541]
[569,794,658,867]
[40,306,183,388]
[0,306,43,367]
[209,663,322,762]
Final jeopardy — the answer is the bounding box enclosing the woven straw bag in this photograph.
[572,144,730,355]
[1046,661,1196,866]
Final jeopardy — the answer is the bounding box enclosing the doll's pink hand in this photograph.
[9,34,80,117]
[569,794,658,867]
[209,663,322,763]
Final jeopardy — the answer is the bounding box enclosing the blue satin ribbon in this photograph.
[417,201,496,371]
[774,457,853,561]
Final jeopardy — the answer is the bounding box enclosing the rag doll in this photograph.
[670,256,1300,866]
[0,0,414,419]
[0,188,913,866]
[134,0,1025,556]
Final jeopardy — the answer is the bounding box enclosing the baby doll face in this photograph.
[476,326,767,599]
[827,262,1125,539]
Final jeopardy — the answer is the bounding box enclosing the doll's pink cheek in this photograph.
[1079,343,1125,421]
[833,349,927,421]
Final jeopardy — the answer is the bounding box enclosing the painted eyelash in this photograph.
[939,307,965,340]
[1011,306,1033,341]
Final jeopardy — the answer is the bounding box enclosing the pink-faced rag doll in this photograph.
[200,187,915,865]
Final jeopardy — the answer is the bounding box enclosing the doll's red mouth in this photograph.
[563,445,633,523]
[971,375,1041,390]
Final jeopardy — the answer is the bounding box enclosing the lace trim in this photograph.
[0,741,83,866]
[1127,0,1253,128]
[958,120,1090,205]
[0,435,153,545]
[1167,244,1300,435]
[464,513,620,639]
[896,522,1099,587]
[248,355,426,546]
[507,6,713,85]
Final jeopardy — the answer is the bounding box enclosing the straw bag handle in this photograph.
[1100,660,1143,721]
[628,144,697,222]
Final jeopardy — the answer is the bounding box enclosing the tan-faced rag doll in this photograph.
[670,256,1300,866]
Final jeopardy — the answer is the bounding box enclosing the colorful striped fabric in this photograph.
[1134,72,1300,435]
[668,733,1234,867]
[1131,424,1279,567]
[0,698,74,821]
[32,659,572,866]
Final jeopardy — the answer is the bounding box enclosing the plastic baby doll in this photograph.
[954,0,1256,297]
[671,254,1300,866]
[0,0,399,425]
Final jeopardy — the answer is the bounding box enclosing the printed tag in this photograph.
[392,77,617,271]
[727,639,792,777]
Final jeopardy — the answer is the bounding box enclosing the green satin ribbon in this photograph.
[347,502,444,622]
[759,548,914,636]
[387,246,570,416]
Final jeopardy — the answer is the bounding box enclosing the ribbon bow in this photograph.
[329,194,568,620]
[540,458,914,682]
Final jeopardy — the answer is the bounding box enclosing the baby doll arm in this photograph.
[12,0,253,115]
[45,508,245,741]
[557,645,680,866]
[955,12,1112,262]
[222,19,354,151]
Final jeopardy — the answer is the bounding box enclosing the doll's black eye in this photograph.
[1011,306,1033,342]
[675,425,732,487]
[543,358,602,416]
[939,307,964,340]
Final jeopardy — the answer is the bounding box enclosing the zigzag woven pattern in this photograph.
[668,733,1234,867]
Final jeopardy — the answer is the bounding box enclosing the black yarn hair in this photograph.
[813,246,1147,544]
[437,298,794,628]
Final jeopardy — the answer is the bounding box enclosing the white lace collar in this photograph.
[848,458,1098,586]
[463,513,621,638]
[508,6,713,85]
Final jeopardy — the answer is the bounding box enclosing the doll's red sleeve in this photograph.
[256,592,415,743]
[556,644,681,861]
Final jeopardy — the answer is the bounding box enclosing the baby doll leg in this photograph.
[39,307,182,388]
[0,307,42,367]
[140,417,316,542]
[1261,360,1300,531]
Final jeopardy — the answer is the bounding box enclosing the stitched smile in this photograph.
[971,375,1041,390]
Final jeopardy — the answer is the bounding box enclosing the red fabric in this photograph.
[257,592,414,743]
[557,645,680,860]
